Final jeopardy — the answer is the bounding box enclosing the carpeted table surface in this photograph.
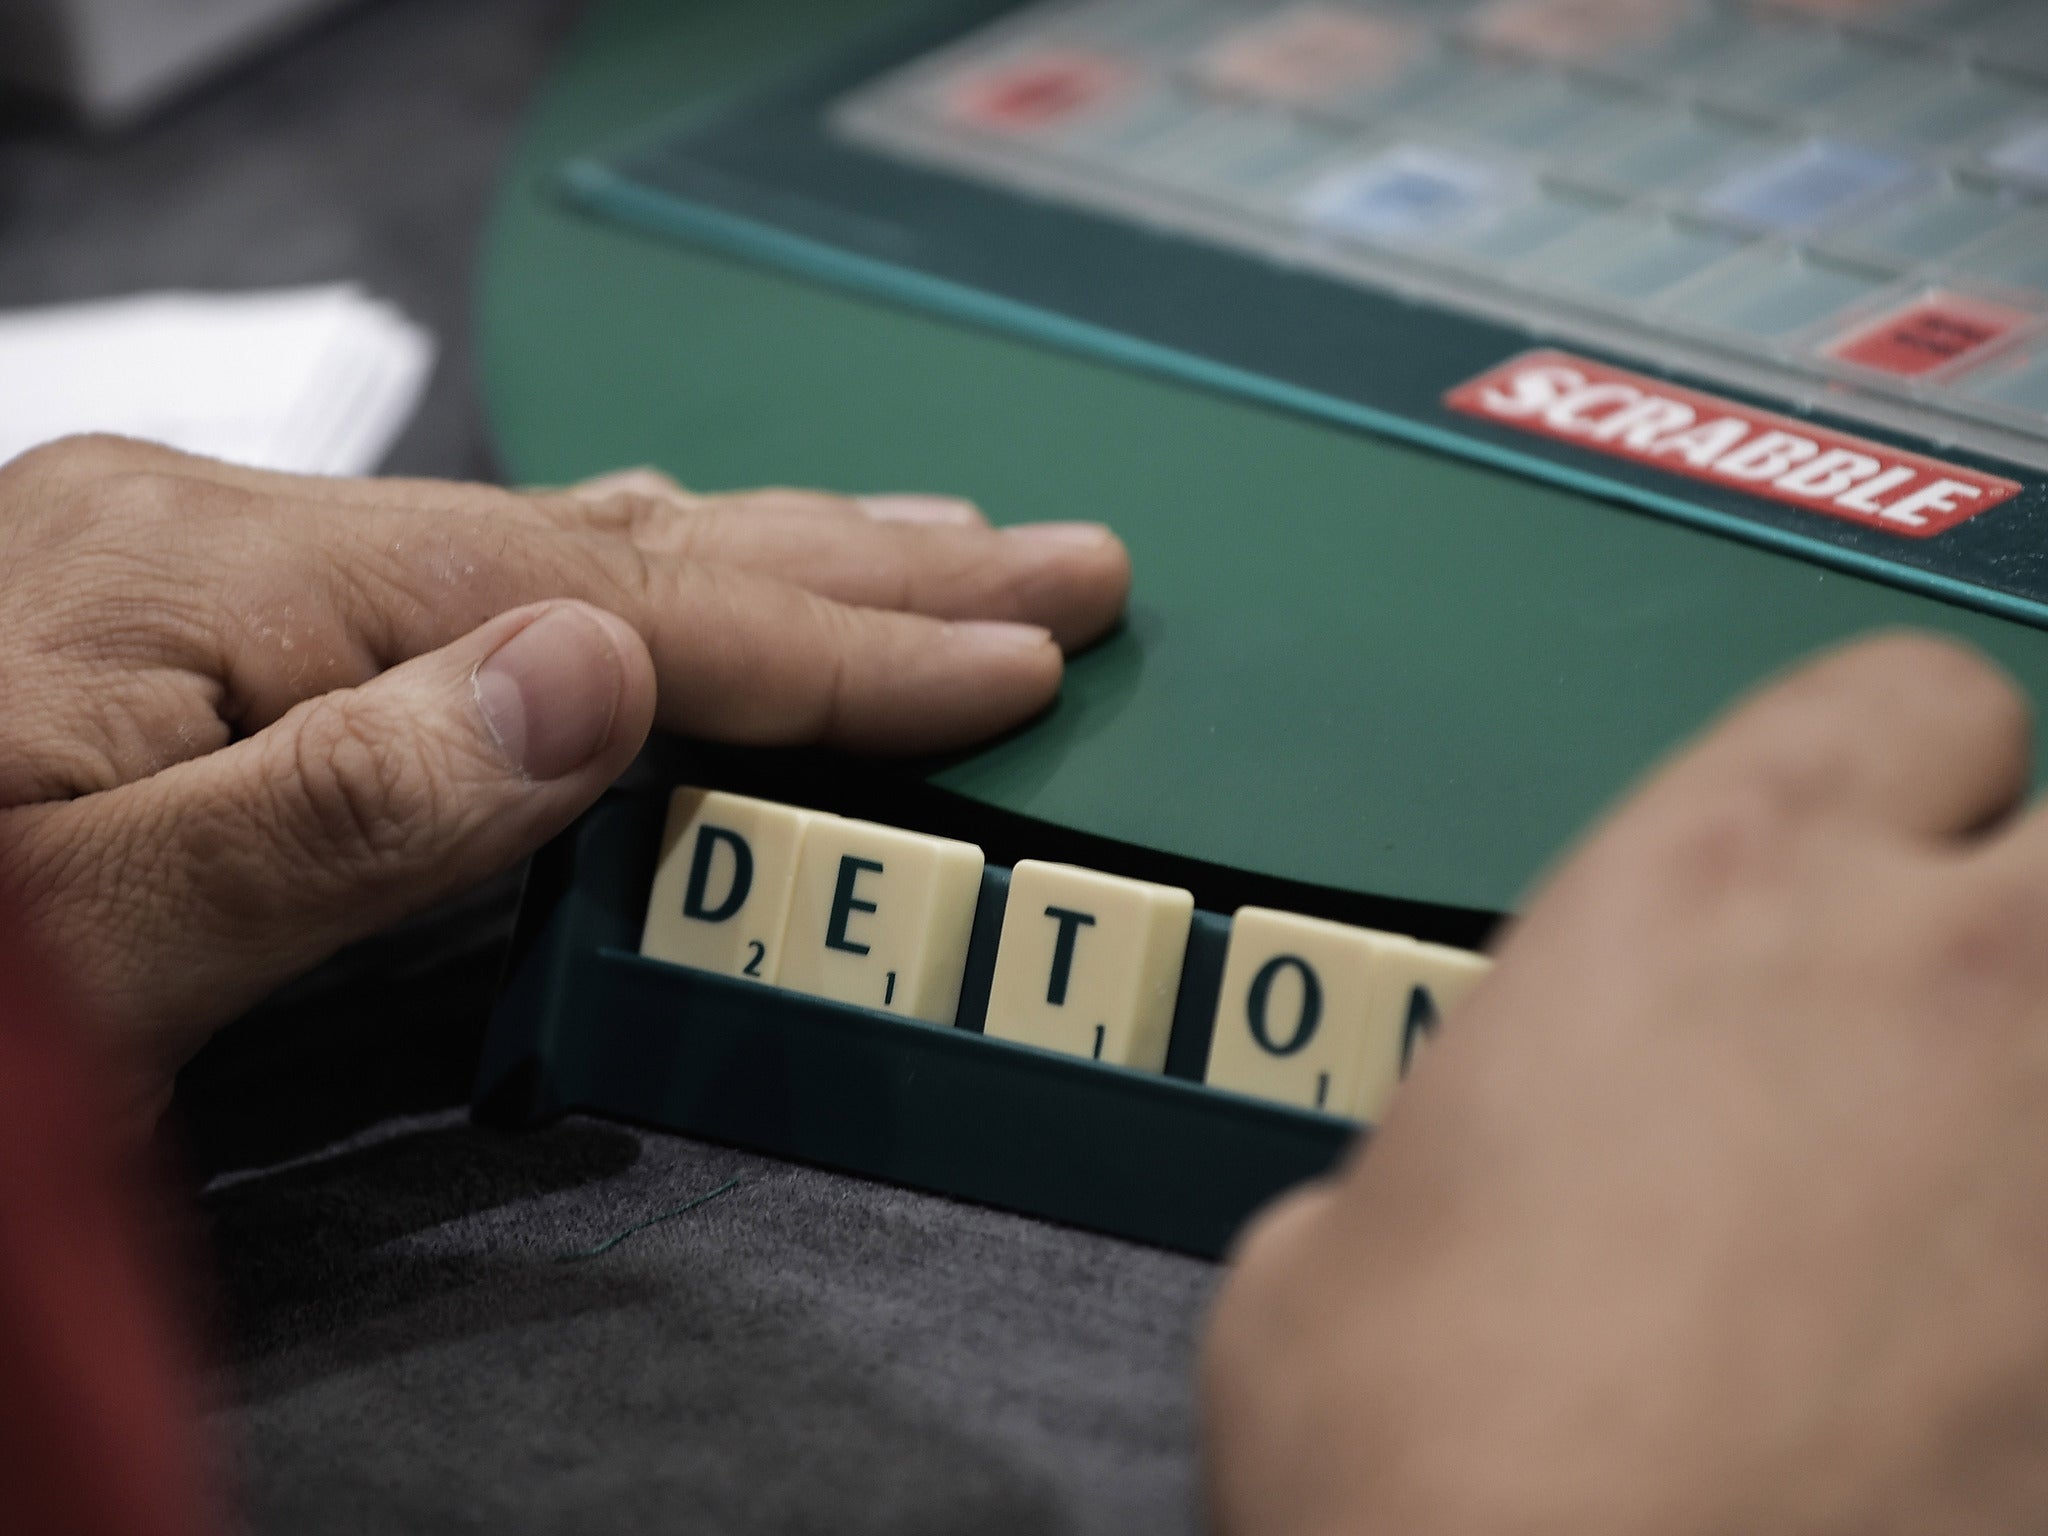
[207,1111,1210,1534]
[0,3,1219,1528]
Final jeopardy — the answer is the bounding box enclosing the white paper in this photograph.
[0,284,436,477]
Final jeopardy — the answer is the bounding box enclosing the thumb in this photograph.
[5,600,655,1095]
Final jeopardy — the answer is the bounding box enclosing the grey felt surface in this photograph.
[207,1111,1212,1534]
[1,2,1222,1527]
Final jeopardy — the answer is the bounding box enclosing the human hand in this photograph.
[0,437,1127,1129]
[1205,633,2048,1536]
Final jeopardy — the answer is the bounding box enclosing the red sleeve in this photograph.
[0,902,217,1536]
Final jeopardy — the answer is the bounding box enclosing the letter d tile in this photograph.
[640,788,828,984]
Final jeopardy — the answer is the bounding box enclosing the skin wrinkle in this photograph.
[222,598,369,731]
[672,565,778,737]
[814,608,859,749]
[345,512,618,674]
[1,794,183,1041]
[884,539,923,619]
[228,525,417,706]
[4,626,229,799]
[629,494,715,565]
[92,670,225,785]
[277,705,430,881]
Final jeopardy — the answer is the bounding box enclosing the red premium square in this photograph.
[947,51,1133,133]
[1828,293,2034,379]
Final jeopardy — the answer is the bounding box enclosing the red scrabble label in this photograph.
[1445,350,2023,539]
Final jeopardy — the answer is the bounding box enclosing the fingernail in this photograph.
[1003,521,1114,549]
[858,494,983,526]
[950,619,1055,654]
[474,605,625,780]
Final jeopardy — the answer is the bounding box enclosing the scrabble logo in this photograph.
[1446,350,2023,538]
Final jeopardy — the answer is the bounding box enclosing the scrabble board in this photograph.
[479,752,1494,1256]
[565,0,2048,625]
